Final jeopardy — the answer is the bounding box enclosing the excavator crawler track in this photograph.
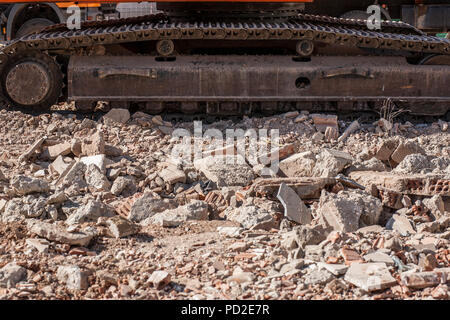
[4,13,448,55]
[0,13,449,116]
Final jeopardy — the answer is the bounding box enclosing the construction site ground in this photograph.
[0,103,449,300]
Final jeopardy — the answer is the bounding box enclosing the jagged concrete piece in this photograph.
[344,263,397,292]
[18,136,47,162]
[349,171,450,197]
[277,183,312,225]
[249,177,337,200]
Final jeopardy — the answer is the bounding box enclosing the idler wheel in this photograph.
[156,39,175,56]
[1,51,63,109]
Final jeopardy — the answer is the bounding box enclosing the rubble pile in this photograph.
[0,107,449,300]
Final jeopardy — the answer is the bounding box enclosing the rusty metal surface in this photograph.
[3,13,447,56]
[0,12,449,111]
[5,62,50,105]
[67,55,450,115]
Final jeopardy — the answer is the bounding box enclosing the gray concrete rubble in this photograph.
[0,107,448,300]
[143,200,209,227]
[344,263,397,292]
[194,155,254,187]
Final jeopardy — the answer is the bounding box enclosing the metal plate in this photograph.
[68,55,450,106]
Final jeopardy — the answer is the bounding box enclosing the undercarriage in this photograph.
[0,6,449,117]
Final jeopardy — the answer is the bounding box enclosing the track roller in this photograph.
[296,40,314,57]
[156,40,175,57]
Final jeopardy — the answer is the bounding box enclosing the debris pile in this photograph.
[0,107,449,300]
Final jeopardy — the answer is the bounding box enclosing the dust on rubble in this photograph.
[0,106,449,300]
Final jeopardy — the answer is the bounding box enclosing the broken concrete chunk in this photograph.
[81,131,105,156]
[363,251,394,265]
[57,265,90,290]
[317,263,348,276]
[304,245,323,262]
[386,214,416,236]
[48,142,72,159]
[374,139,398,161]
[2,196,47,222]
[217,226,244,238]
[27,219,94,246]
[107,216,139,238]
[10,175,49,196]
[317,190,382,233]
[80,154,107,173]
[293,224,327,248]
[116,177,139,197]
[19,136,46,162]
[57,161,87,190]
[66,199,115,225]
[0,263,27,288]
[26,238,50,253]
[49,155,74,176]
[148,271,171,290]
[312,132,324,143]
[278,151,316,178]
[304,269,335,285]
[277,183,312,225]
[194,155,254,187]
[145,200,209,227]
[226,204,276,231]
[431,156,450,173]
[393,154,432,174]
[85,164,111,192]
[312,149,353,178]
[228,267,255,284]
[391,141,426,164]
[46,191,68,205]
[423,195,445,219]
[344,263,397,292]
[346,158,387,174]
[103,108,130,124]
[111,176,136,197]
[159,165,186,185]
[416,221,440,234]
[128,192,177,223]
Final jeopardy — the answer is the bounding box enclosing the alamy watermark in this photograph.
[367,5,382,30]
[170,121,280,175]
[66,5,81,30]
